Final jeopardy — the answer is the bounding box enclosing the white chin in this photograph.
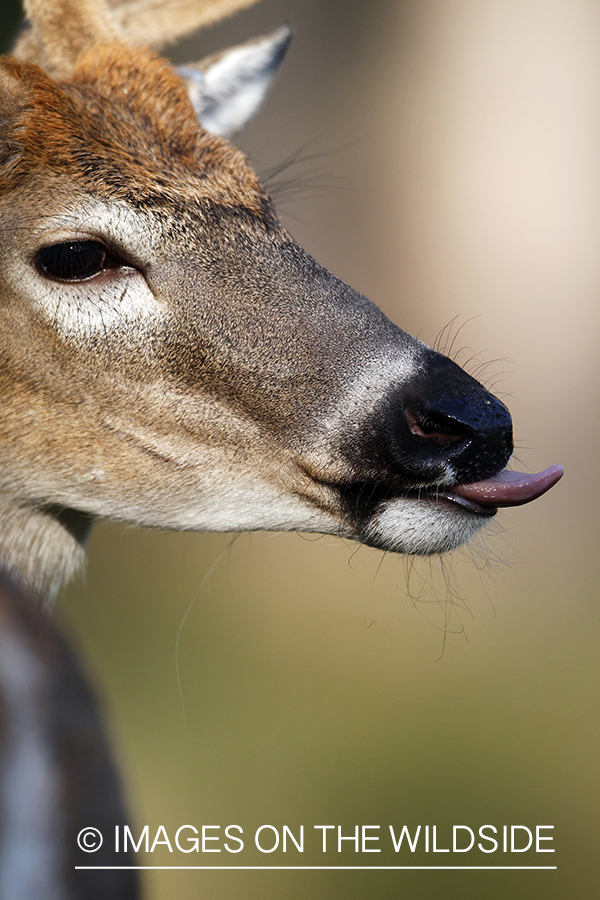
[364,496,489,556]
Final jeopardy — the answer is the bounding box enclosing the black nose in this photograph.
[405,388,513,483]
[337,347,513,487]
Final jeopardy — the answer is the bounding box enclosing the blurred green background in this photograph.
[2,0,598,898]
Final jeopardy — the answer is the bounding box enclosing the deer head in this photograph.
[0,0,562,601]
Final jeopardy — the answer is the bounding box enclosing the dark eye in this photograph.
[37,241,110,280]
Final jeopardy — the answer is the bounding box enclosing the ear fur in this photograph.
[178,25,291,138]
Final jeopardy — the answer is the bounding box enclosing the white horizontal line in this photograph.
[75,866,558,871]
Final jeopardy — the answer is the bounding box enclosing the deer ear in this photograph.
[177,25,291,138]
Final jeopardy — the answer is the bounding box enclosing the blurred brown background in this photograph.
[2,1,598,898]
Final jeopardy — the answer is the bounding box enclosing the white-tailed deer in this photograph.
[0,0,563,896]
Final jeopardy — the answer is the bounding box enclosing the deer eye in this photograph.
[37,241,111,280]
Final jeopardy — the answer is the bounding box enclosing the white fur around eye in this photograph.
[37,270,164,339]
[8,200,165,340]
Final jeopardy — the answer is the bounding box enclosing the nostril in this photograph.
[405,407,472,445]
[401,389,514,483]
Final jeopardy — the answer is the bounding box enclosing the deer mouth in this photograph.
[321,464,564,521]
[368,464,565,514]
[434,464,564,517]
[426,490,498,517]
[446,465,564,516]
[326,463,563,556]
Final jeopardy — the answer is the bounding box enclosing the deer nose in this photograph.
[404,390,513,483]
[406,392,502,442]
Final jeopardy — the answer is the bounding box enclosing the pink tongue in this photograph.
[452,464,564,508]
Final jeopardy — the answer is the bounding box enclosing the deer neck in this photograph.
[0,500,93,602]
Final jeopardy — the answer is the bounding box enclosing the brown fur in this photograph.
[0,47,268,215]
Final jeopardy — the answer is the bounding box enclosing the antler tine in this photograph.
[20,0,123,79]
